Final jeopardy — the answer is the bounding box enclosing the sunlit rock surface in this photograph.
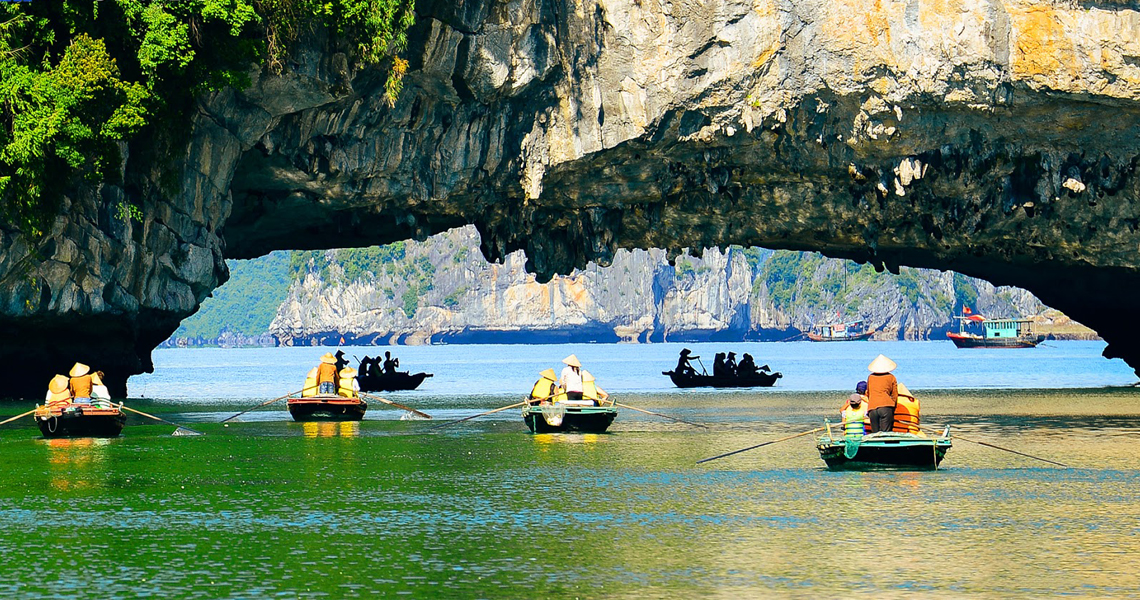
[4,0,1140,397]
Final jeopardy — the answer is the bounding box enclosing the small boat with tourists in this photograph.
[817,423,952,470]
[947,312,1044,348]
[663,369,781,388]
[522,356,618,433]
[806,320,875,342]
[286,396,367,422]
[522,403,618,433]
[358,370,432,392]
[34,402,126,438]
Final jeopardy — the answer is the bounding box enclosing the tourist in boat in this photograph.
[581,371,609,406]
[338,367,360,398]
[841,393,870,438]
[559,354,585,400]
[68,362,99,404]
[725,352,739,375]
[316,353,339,395]
[891,383,921,435]
[335,350,348,373]
[738,353,759,376]
[865,354,898,433]
[45,374,72,407]
[713,353,728,377]
[675,349,699,376]
[383,351,399,374]
[839,380,870,410]
[528,369,560,404]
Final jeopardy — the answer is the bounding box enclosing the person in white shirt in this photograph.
[559,354,584,400]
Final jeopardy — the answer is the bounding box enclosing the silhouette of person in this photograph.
[383,351,400,374]
[725,352,739,376]
[713,353,728,378]
[676,349,699,376]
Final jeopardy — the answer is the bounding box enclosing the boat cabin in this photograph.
[955,316,1036,338]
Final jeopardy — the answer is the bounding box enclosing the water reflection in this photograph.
[41,437,113,492]
[301,421,359,438]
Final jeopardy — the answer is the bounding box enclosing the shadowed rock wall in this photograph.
[4,0,1140,397]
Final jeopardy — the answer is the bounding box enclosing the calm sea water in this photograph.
[2,341,1139,597]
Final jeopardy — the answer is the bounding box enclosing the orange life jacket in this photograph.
[69,374,93,398]
[316,363,338,384]
[892,397,920,434]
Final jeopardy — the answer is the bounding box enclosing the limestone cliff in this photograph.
[267,226,1044,344]
[5,0,1140,397]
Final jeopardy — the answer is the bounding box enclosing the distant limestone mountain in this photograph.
[245,226,1080,346]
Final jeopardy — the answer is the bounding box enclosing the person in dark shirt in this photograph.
[675,349,699,376]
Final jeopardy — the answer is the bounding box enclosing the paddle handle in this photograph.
[221,388,304,423]
[430,400,528,430]
[121,405,205,435]
[0,409,36,427]
[359,393,432,419]
[614,402,708,429]
[697,427,823,464]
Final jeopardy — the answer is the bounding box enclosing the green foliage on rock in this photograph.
[174,250,292,339]
[0,0,414,235]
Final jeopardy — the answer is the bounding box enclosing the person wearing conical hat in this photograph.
[865,354,898,433]
[891,382,922,435]
[68,362,96,404]
[46,374,72,406]
[559,354,585,401]
[675,349,699,376]
[529,368,559,403]
[315,353,339,395]
[337,367,360,398]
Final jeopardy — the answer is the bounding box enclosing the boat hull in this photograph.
[806,331,874,342]
[663,370,781,388]
[35,408,126,438]
[358,372,432,392]
[287,396,367,421]
[817,433,951,470]
[522,405,617,433]
[947,333,1044,348]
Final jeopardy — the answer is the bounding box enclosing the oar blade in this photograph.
[172,427,204,437]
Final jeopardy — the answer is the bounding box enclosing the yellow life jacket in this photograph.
[841,404,869,438]
[530,369,559,401]
[338,378,358,398]
[582,371,599,401]
[302,367,318,398]
[892,397,921,434]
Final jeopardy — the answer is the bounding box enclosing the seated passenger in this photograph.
[68,362,95,404]
[737,354,759,376]
[712,353,728,377]
[45,374,72,407]
[315,353,338,395]
[91,371,112,407]
[529,369,560,404]
[581,371,609,406]
[841,393,870,438]
[338,367,360,398]
[891,382,922,435]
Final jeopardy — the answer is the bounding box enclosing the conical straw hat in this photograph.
[48,374,69,394]
[69,362,90,377]
[867,354,897,373]
[320,353,337,364]
[562,354,581,367]
[539,368,557,380]
[897,382,914,398]
[339,367,358,377]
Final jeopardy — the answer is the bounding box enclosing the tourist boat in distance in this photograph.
[947,314,1044,348]
[287,396,367,421]
[806,320,874,342]
[817,424,952,470]
[34,403,126,438]
[522,403,618,433]
[357,370,432,392]
[662,369,782,388]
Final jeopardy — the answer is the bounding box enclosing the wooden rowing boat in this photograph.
[357,371,432,392]
[287,396,367,422]
[34,404,126,438]
[522,403,617,433]
[662,369,782,388]
[816,425,952,470]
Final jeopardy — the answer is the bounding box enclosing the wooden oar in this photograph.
[430,400,529,430]
[359,393,432,419]
[924,427,1068,467]
[121,405,204,436]
[0,409,35,426]
[221,388,305,424]
[613,402,708,428]
[697,427,824,464]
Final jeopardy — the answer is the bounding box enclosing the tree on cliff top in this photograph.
[0,0,414,236]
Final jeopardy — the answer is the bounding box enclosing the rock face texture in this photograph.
[269,226,1045,345]
[4,0,1140,396]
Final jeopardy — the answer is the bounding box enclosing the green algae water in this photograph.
[2,385,1140,598]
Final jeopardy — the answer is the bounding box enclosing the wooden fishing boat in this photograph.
[34,404,126,438]
[357,371,432,392]
[522,403,618,433]
[817,425,952,470]
[948,315,1044,348]
[662,369,782,388]
[287,396,367,422]
[806,320,875,342]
